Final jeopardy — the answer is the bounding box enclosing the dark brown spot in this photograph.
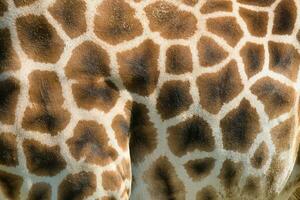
[0,132,18,167]
[196,186,219,200]
[269,41,300,81]
[145,1,197,39]
[251,77,295,119]
[102,170,122,191]
[144,156,185,200]
[197,60,243,114]
[101,196,117,200]
[118,39,159,96]
[0,170,23,200]
[200,0,232,14]
[182,0,198,6]
[23,139,66,176]
[16,15,64,63]
[251,142,269,169]
[94,0,143,44]
[13,0,37,7]
[184,157,215,181]
[168,116,215,157]
[49,0,87,38]
[297,30,300,43]
[0,77,20,125]
[197,36,228,67]
[165,45,193,74]
[67,120,117,166]
[272,0,297,35]
[157,80,193,120]
[207,17,243,47]
[112,115,129,150]
[58,171,96,200]
[239,8,268,37]
[242,176,261,198]
[27,183,51,200]
[220,99,261,153]
[129,102,157,163]
[0,1,8,16]
[240,42,264,78]
[265,155,284,196]
[22,70,70,135]
[237,0,275,6]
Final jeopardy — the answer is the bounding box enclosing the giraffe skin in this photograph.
[0,0,300,200]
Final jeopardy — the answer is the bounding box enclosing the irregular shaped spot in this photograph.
[72,80,119,112]
[207,17,243,47]
[101,196,117,200]
[271,117,295,153]
[242,176,261,198]
[13,0,37,7]
[269,41,300,81]
[49,0,87,38]
[0,28,21,73]
[22,70,70,135]
[102,171,122,191]
[0,132,18,167]
[124,100,133,119]
[129,102,157,163]
[165,45,193,74]
[94,0,143,44]
[240,42,264,78]
[16,15,64,63]
[65,41,110,80]
[23,139,66,176]
[200,0,232,14]
[144,1,197,39]
[112,115,129,150]
[297,30,300,43]
[220,99,261,153]
[251,142,269,169]
[58,171,96,200]
[0,78,20,125]
[157,80,193,120]
[197,36,228,67]
[182,0,198,6]
[237,0,275,6]
[251,77,295,119]
[168,116,215,156]
[184,157,215,181]
[272,0,297,35]
[144,156,185,200]
[67,120,117,166]
[0,170,23,200]
[197,60,243,114]
[117,159,131,181]
[196,186,219,200]
[27,183,51,200]
[118,39,159,96]
[239,8,268,37]
[266,155,285,195]
[0,1,8,16]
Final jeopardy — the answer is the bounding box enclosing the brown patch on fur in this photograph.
[0,170,23,200]
[0,78,20,125]
[166,45,193,74]
[196,186,219,200]
[242,176,262,198]
[239,8,268,37]
[297,30,300,43]
[272,0,297,35]
[251,77,295,119]
[197,36,229,67]
[157,80,193,119]
[237,0,275,6]
[0,1,8,16]
[67,120,118,166]
[220,99,261,153]
[200,0,232,14]
[117,159,131,181]
[265,155,284,196]
[58,171,96,200]
[118,39,159,96]
[94,0,143,44]
[112,114,130,150]
[27,182,51,200]
[251,141,269,169]
[168,116,215,156]
[268,41,300,81]
[184,157,215,181]
[197,60,243,114]
[49,0,87,38]
[207,17,243,47]
[16,15,64,63]
[101,197,117,200]
[0,28,21,73]
[0,132,18,167]
[102,170,122,191]
[13,0,37,7]
[145,1,197,39]
[22,70,70,135]
[182,0,198,6]
[271,116,295,152]
[23,139,66,176]
[240,42,264,78]
[129,102,157,163]
[144,156,185,200]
